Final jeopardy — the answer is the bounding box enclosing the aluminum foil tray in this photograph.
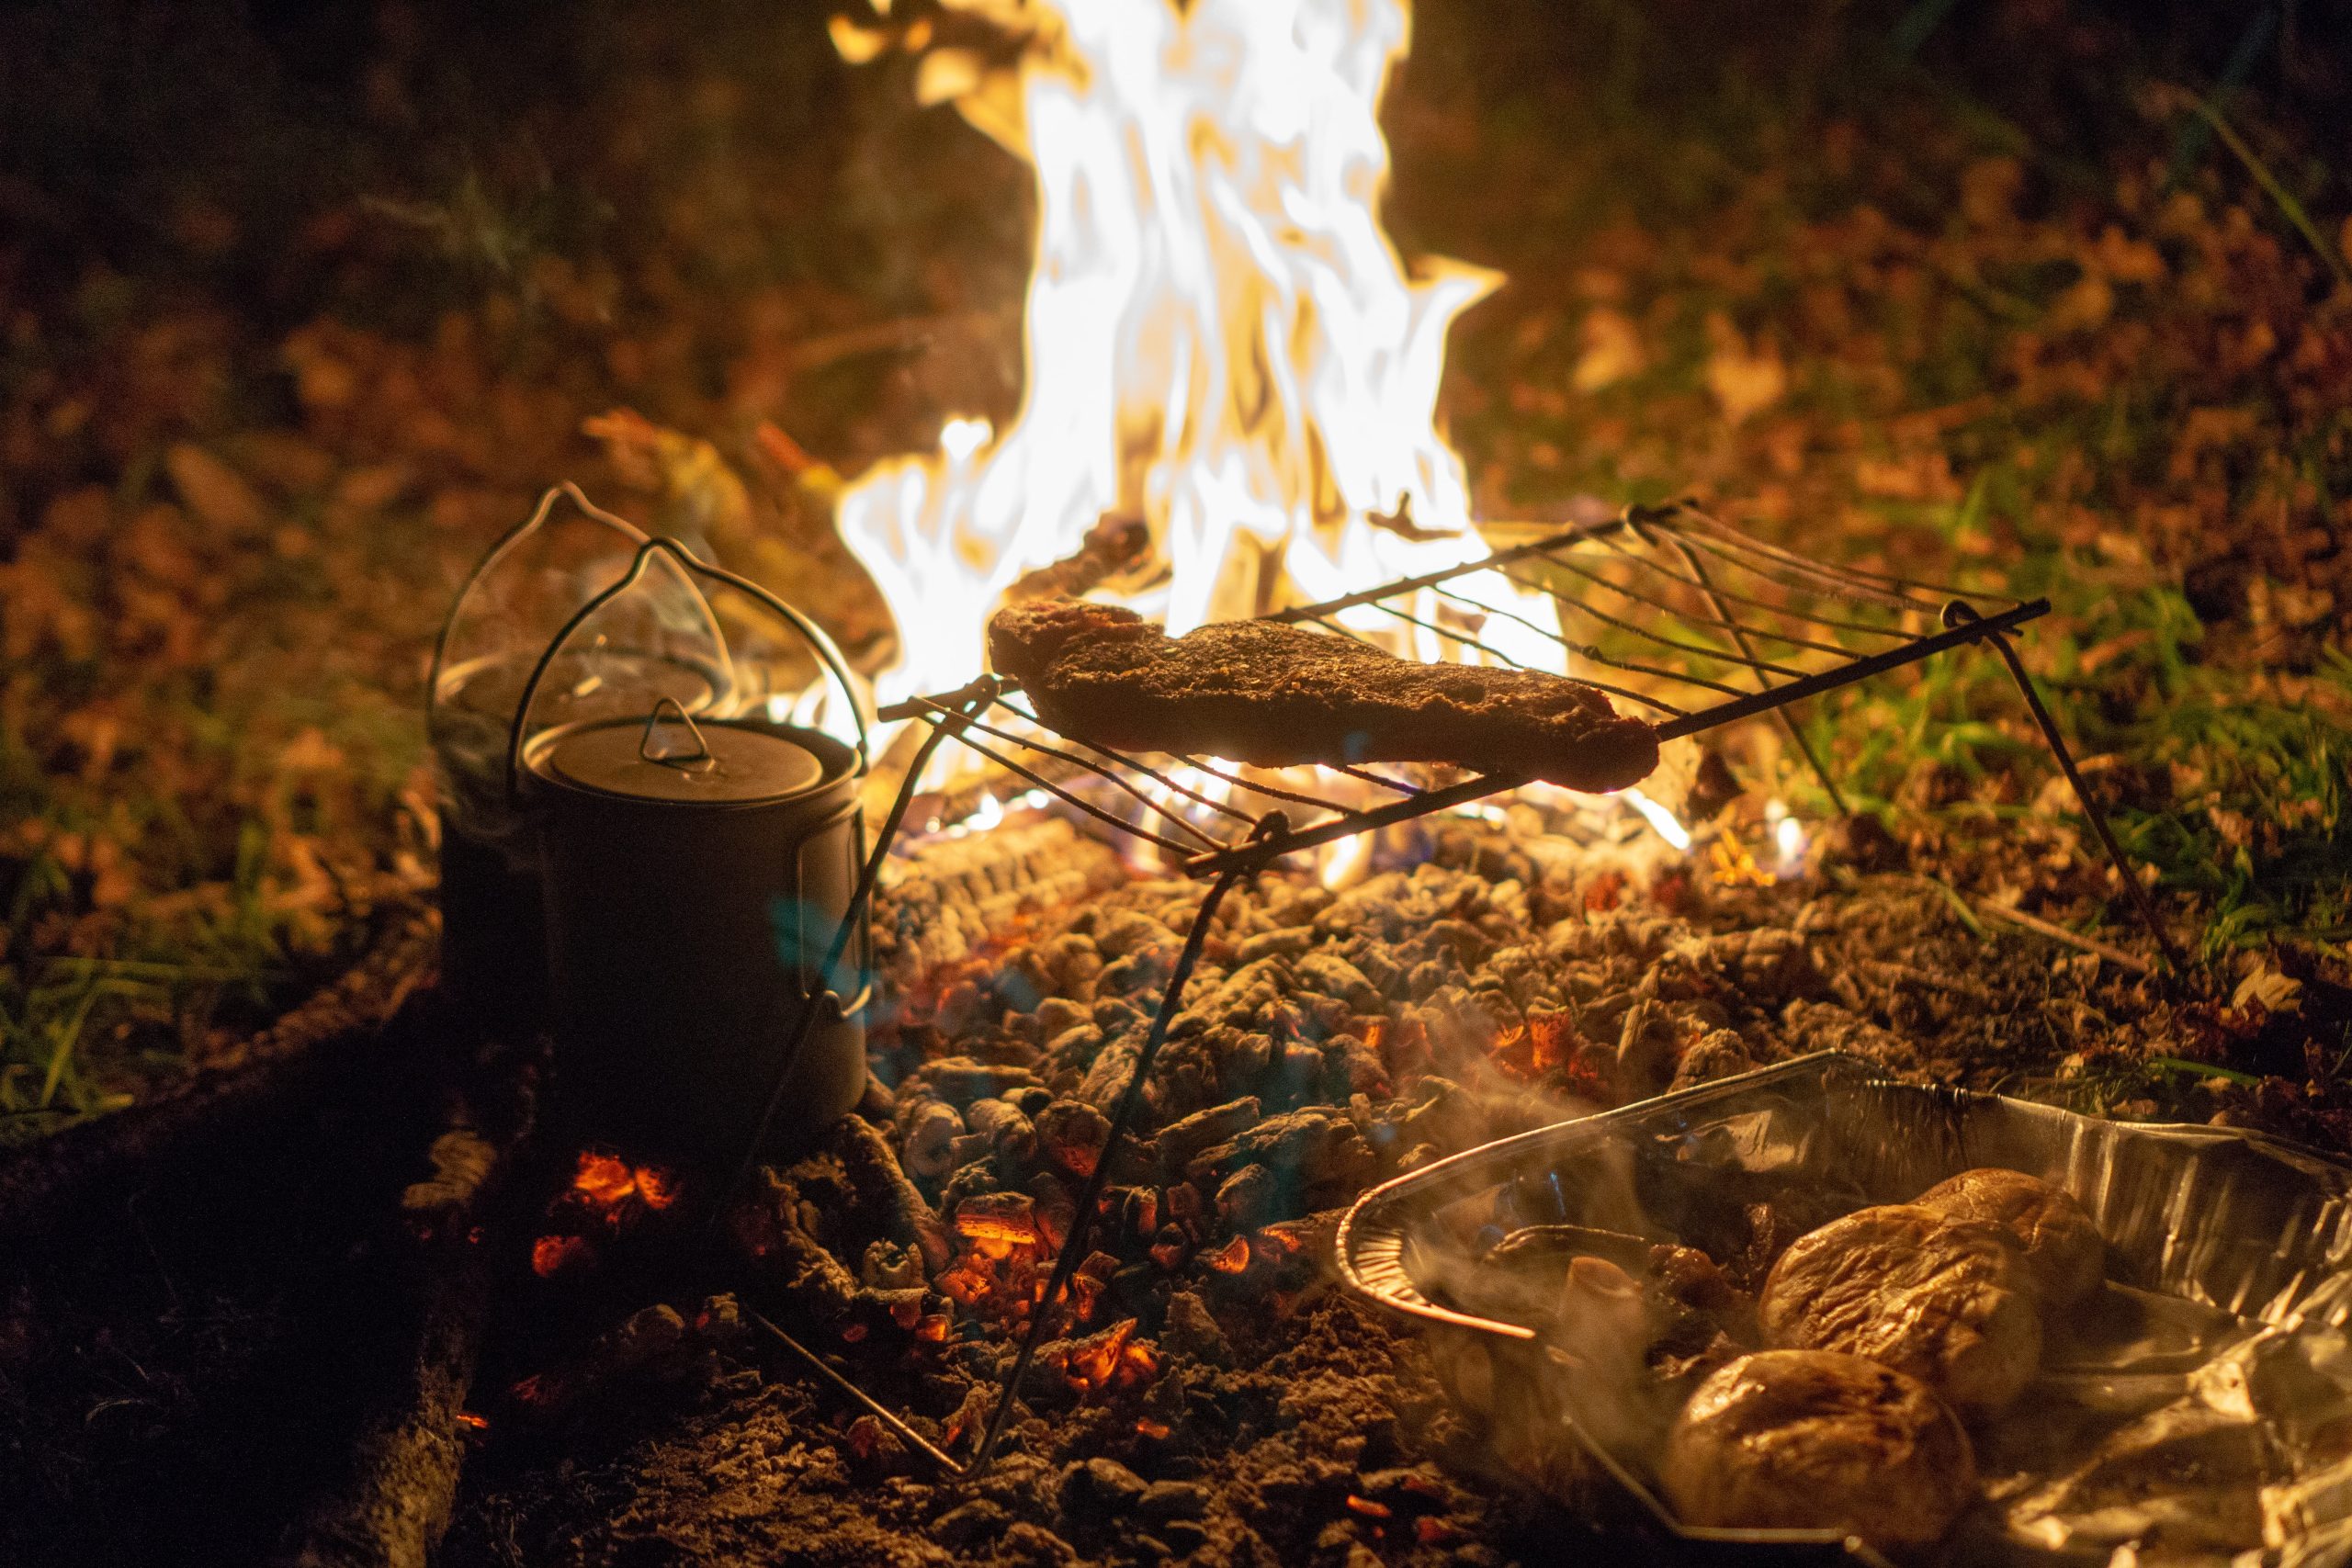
[1338,1053,2352,1566]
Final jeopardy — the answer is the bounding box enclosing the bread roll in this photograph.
[1759,1202,2041,1412]
[1915,1167,2105,1307]
[1659,1349,1976,1545]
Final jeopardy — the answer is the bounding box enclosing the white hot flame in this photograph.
[832,0,1572,715]
[1622,787,1693,852]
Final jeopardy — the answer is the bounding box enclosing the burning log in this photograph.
[274,1023,532,1568]
[0,911,435,1249]
[1035,1317,1161,1399]
[1005,512,1153,603]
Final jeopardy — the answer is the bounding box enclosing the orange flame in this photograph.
[831,0,1575,738]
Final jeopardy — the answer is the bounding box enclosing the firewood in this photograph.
[0,911,435,1249]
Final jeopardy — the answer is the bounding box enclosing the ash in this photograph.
[446,811,2175,1567]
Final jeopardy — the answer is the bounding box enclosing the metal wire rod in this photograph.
[1261,515,1637,626]
[1652,599,2050,739]
[1169,754,1356,815]
[1306,615,1383,645]
[907,695,1226,850]
[1003,715,1265,825]
[718,678,995,1226]
[1186,771,1531,874]
[1550,528,1926,649]
[1512,559,1800,694]
[750,1310,970,1476]
[1363,599,1536,669]
[1347,596,1692,717]
[1663,518,1961,615]
[1558,532,1899,666]
[1495,559,1890,658]
[1430,581,1580,651]
[951,732,1214,856]
[1964,612,2187,972]
[1676,503,2020,606]
[1648,523,1853,818]
[1330,761,1424,795]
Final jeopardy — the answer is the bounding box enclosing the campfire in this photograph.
[10,0,2351,1565]
[448,0,2228,1556]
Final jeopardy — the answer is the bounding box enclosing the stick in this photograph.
[1976,899,2154,976]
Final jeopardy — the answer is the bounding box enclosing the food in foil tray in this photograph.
[1759,1201,2044,1414]
[1481,1168,2134,1549]
[1916,1166,2107,1308]
[1350,1057,2352,1562]
[985,598,1660,792]
[1659,1349,1978,1546]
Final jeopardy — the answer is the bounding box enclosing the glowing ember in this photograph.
[1709,829,1775,887]
[572,1151,635,1208]
[1047,1316,1162,1397]
[530,1234,595,1278]
[633,1165,679,1210]
[831,0,1570,739]
[530,1148,681,1281]
[560,1149,679,1226]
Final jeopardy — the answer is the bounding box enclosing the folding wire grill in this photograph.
[735,497,2177,1479]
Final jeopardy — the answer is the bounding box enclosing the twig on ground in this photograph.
[1977,898,2154,976]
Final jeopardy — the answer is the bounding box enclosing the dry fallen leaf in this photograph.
[2233,964,2301,1015]
[1572,308,1645,393]
[165,443,270,534]
[1702,313,1785,424]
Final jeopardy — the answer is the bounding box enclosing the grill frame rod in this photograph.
[735,497,2180,1483]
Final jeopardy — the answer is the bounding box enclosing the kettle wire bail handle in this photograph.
[425,481,656,756]
[504,534,865,801]
[671,555,876,771]
[639,695,714,767]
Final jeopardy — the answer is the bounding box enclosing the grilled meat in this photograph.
[986,599,1659,793]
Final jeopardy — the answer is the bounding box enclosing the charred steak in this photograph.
[986,599,1659,793]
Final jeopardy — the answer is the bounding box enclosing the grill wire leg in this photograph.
[963,819,1282,1476]
[718,677,1002,1228]
[1964,615,2188,973]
